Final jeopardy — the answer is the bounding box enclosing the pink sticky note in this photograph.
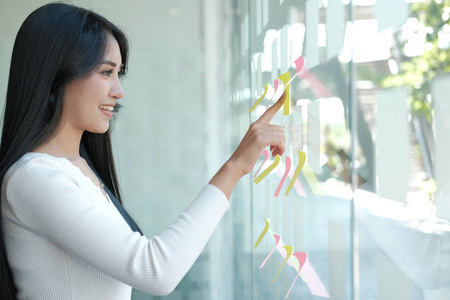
[274,156,291,197]
[265,78,286,110]
[294,56,305,75]
[294,56,331,99]
[285,252,307,298]
[271,79,283,105]
[274,78,280,92]
[283,57,304,88]
[260,234,281,269]
[274,156,306,197]
[254,150,270,179]
[301,258,330,297]
[277,237,329,298]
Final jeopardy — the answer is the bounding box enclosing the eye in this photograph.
[101,70,113,77]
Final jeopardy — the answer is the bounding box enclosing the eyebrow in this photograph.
[101,60,124,68]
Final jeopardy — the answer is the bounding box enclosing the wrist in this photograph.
[223,158,245,182]
[209,159,244,200]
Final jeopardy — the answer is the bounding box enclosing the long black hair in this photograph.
[0,3,129,298]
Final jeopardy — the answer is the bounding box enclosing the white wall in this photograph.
[0,1,227,299]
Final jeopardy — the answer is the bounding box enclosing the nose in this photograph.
[109,77,124,100]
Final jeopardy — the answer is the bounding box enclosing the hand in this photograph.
[209,92,287,199]
[229,92,287,177]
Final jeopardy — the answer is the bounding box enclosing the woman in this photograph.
[0,3,286,299]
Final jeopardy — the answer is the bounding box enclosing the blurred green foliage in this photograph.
[382,0,450,121]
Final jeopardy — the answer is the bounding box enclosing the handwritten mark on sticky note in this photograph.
[249,84,269,112]
[254,154,281,184]
[285,150,306,196]
[255,218,270,249]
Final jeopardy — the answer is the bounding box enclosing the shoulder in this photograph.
[7,152,67,173]
[2,153,81,200]
[2,153,91,226]
[5,153,71,184]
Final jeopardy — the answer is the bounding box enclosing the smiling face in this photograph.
[62,35,124,135]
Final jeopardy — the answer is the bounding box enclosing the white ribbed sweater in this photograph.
[1,153,230,300]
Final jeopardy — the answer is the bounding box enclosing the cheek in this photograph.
[65,77,107,113]
[65,93,98,121]
[76,85,104,109]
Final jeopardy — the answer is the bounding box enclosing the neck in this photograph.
[47,126,84,159]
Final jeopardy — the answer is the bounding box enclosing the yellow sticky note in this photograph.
[277,71,291,115]
[249,84,269,112]
[254,218,270,249]
[272,245,293,283]
[254,155,281,184]
[285,150,306,196]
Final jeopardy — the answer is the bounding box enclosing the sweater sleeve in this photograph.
[4,156,230,296]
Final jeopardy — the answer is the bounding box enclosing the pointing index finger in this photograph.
[256,91,287,124]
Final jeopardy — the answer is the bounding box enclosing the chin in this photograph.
[88,123,111,134]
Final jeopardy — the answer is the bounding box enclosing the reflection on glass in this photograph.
[227,0,449,299]
[355,1,450,299]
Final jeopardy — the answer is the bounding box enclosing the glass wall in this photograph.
[245,0,353,299]
[353,1,450,299]
[224,0,450,300]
